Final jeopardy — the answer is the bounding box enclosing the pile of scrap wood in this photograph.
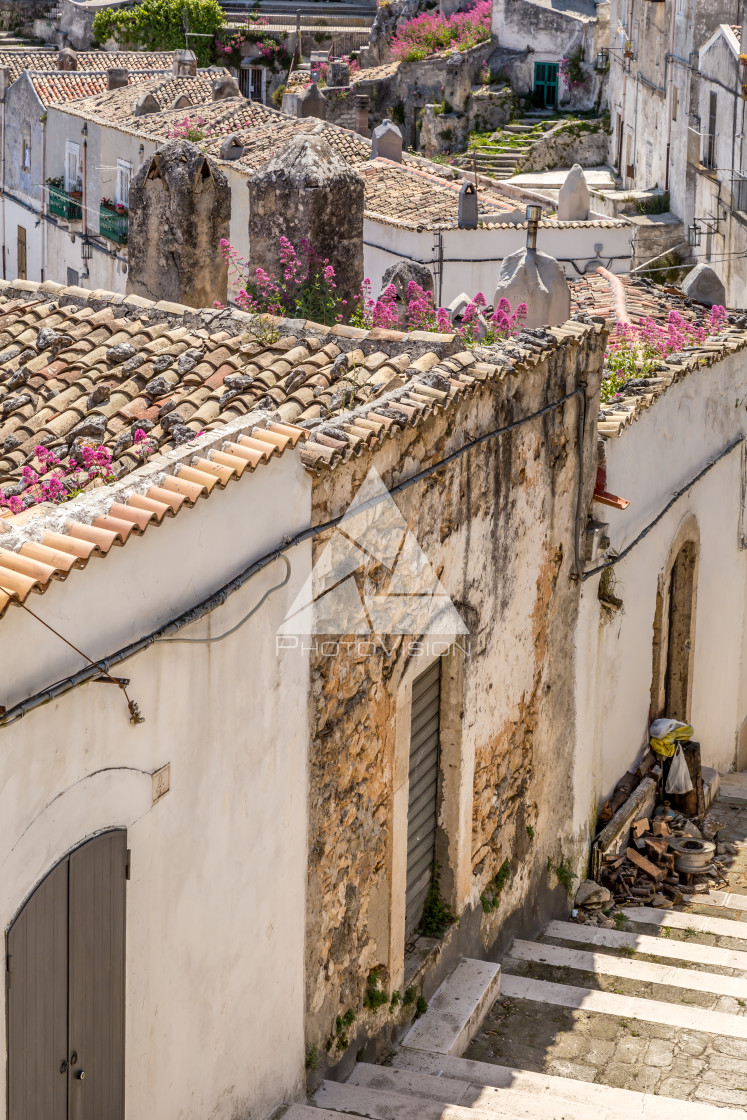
[598,811,729,908]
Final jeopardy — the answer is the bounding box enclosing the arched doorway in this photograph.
[651,523,699,722]
[6,830,127,1120]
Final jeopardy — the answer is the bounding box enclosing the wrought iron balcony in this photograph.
[48,184,82,222]
[99,205,128,245]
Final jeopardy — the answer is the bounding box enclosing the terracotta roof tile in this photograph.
[0,49,174,86]
[0,277,611,630]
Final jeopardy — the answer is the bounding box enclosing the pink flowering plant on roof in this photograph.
[0,442,119,513]
[166,115,213,143]
[602,304,728,403]
[390,0,491,62]
[350,280,526,344]
[220,236,341,324]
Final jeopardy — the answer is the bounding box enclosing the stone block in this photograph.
[127,139,230,309]
[558,163,590,222]
[494,247,570,328]
[402,957,501,1056]
[682,264,726,308]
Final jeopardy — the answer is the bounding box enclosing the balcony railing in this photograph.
[99,205,128,245]
[48,184,82,222]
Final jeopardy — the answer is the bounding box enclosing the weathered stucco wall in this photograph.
[300,323,606,1068]
[0,435,312,1120]
[575,345,747,828]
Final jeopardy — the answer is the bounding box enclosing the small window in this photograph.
[115,159,131,208]
[67,267,79,287]
[21,129,30,172]
[64,141,81,194]
[704,92,717,170]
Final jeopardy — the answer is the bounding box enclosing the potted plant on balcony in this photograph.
[100,195,115,211]
[46,175,64,189]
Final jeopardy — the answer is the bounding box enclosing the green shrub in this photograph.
[93,0,224,65]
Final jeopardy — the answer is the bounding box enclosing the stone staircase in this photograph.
[451,118,558,181]
[285,774,747,1118]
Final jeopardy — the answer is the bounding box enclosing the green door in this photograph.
[534,62,558,108]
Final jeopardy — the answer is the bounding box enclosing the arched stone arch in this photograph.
[650,513,700,722]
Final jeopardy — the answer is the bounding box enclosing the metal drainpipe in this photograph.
[82,123,88,280]
[40,114,46,282]
[1,92,5,280]
[526,203,541,250]
[664,0,677,192]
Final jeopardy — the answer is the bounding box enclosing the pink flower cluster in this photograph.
[352,282,526,343]
[0,442,117,513]
[220,236,340,324]
[166,116,212,142]
[391,0,491,62]
[603,304,729,402]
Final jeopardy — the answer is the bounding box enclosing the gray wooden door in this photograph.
[6,831,127,1120]
[405,660,441,937]
[7,859,68,1120]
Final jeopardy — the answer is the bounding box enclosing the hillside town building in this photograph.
[2,3,747,1117]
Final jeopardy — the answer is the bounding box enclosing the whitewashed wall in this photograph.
[574,347,747,831]
[363,217,631,305]
[0,444,313,1120]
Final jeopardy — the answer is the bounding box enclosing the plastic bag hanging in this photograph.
[665,743,694,795]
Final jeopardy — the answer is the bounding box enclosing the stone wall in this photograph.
[352,40,496,146]
[0,0,55,35]
[303,323,607,1072]
[515,119,611,173]
[419,86,513,158]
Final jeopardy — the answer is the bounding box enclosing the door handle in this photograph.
[77,1071,86,1081]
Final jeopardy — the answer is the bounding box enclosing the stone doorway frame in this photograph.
[388,641,471,989]
[650,514,700,723]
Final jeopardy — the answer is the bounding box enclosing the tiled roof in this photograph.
[570,272,711,329]
[361,158,516,228]
[60,69,228,121]
[0,49,174,85]
[66,94,523,229]
[0,278,602,623]
[30,68,169,106]
[570,270,747,439]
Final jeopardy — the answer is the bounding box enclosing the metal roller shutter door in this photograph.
[405,659,441,937]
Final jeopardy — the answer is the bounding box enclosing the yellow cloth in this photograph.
[650,723,694,758]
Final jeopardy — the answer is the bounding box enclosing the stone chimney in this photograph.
[212,74,241,101]
[371,119,402,162]
[493,205,571,328]
[457,180,477,228]
[557,164,590,222]
[134,91,161,116]
[355,94,369,138]
[248,132,364,316]
[127,139,231,308]
[57,47,77,71]
[297,83,326,120]
[106,67,128,92]
[173,48,197,77]
[327,59,350,87]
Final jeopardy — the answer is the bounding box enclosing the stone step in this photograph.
[683,889,747,913]
[402,957,501,1056]
[283,1107,350,1120]
[718,771,747,799]
[391,1049,747,1119]
[509,937,747,999]
[500,972,747,1038]
[621,905,747,939]
[324,1072,601,1119]
[544,918,747,970]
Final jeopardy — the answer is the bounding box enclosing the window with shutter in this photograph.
[116,159,131,208]
[64,141,80,193]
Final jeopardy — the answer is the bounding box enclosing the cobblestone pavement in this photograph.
[464,784,747,1110]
